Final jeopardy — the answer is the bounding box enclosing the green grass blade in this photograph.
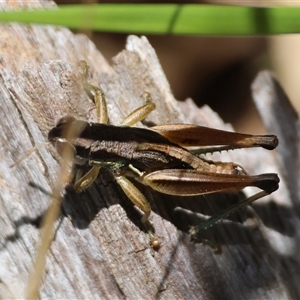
[0,4,300,35]
[174,5,300,35]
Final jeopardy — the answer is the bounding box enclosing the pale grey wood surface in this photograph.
[0,1,299,299]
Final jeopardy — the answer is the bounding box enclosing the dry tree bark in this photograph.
[1,1,300,299]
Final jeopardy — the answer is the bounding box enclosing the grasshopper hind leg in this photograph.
[189,173,279,243]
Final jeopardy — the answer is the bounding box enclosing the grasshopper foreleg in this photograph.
[76,60,155,188]
[79,60,108,125]
[74,166,101,192]
[74,61,158,246]
[120,91,156,126]
[75,61,108,191]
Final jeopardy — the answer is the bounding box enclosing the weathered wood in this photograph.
[0,1,299,299]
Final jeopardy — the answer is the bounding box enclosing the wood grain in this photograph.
[0,1,299,299]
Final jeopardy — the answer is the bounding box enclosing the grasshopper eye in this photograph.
[55,139,77,159]
[56,115,77,127]
[48,116,77,142]
[55,138,86,165]
[48,116,88,142]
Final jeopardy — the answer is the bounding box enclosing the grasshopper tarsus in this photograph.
[149,232,161,250]
[197,238,222,254]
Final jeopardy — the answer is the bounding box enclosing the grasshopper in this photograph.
[48,61,279,247]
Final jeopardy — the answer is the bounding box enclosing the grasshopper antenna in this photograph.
[10,142,51,168]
